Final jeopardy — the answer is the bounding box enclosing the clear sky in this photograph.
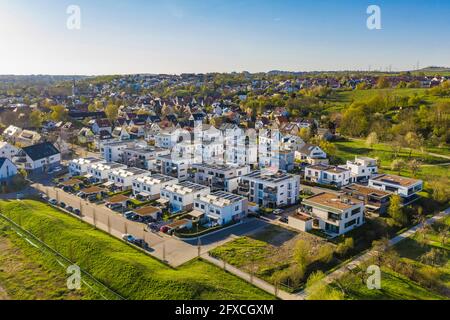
[1,0,449,75]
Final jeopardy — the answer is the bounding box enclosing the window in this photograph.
[235,205,239,211]
[345,219,357,228]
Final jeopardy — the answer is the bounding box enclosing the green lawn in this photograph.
[0,200,273,300]
[333,138,448,167]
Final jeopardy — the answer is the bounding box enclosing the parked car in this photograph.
[66,206,74,212]
[49,199,58,205]
[132,238,149,250]
[273,209,283,215]
[73,209,81,216]
[279,216,288,223]
[122,234,136,243]
[48,166,62,174]
[40,194,49,201]
[160,226,170,233]
[124,211,135,219]
[108,203,123,211]
[59,202,66,209]
[87,195,98,203]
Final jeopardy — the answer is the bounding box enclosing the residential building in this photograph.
[86,162,127,183]
[295,143,328,165]
[289,192,365,236]
[132,173,178,200]
[123,146,169,169]
[69,157,103,176]
[193,163,251,192]
[0,158,18,180]
[193,191,248,226]
[341,157,378,183]
[368,174,423,205]
[160,181,210,213]
[101,141,132,162]
[107,167,149,190]
[0,141,19,160]
[342,184,391,216]
[304,164,351,187]
[92,119,112,134]
[14,142,61,172]
[238,170,301,208]
[151,154,191,182]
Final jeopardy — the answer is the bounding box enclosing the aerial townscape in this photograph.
[0,1,449,308]
[0,69,448,301]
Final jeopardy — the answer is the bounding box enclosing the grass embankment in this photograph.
[0,219,97,300]
[0,200,273,300]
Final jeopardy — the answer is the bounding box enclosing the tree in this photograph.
[318,244,334,264]
[298,127,311,142]
[404,131,423,158]
[293,240,312,269]
[50,105,68,121]
[365,132,379,149]
[319,140,337,158]
[105,103,119,122]
[376,77,390,89]
[408,159,422,176]
[305,271,344,300]
[390,159,405,175]
[336,237,354,257]
[29,109,43,128]
[428,177,450,203]
[388,194,407,227]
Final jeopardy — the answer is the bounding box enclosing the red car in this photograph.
[160,226,169,233]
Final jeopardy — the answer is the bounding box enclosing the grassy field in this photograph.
[0,200,273,300]
[331,217,450,300]
[210,225,340,291]
[333,138,449,167]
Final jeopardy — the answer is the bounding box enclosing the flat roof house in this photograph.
[151,154,190,182]
[160,181,210,213]
[193,191,248,226]
[193,163,251,192]
[368,174,423,205]
[342,184,391,216]
[290,192,365,236]
[238,170,301,208]
[69,157,103,176]
[107,167,149,190]
[87,162,127,183]
[341,157,378,183]
[132,173,178,200]
[305,164,351,188]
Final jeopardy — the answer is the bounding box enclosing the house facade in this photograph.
[160,181,210,213]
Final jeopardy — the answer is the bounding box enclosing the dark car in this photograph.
[279,216,288,223]
[59,202,66,209]
[66,206,74,212]
[132,238,150,250]
[73,209,81,216]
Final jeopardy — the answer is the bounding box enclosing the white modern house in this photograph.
[86,162,127,183]
[369,174,423,205]
[304,164,351,187]
[221,124,258,166]
[132,173,178,200]
[193,163,251,192]
[123,146,169,169]
[101,141,132,163]
[155,128,186,149]
[69,157,103,176]
[0,158,18,180]
[193,191,248,226]
[0,141,19,160]
[238,170,301,208]
[341,156,378,183]
[151,154,191,182]
[160,181,210,213]
[14,142,61,173]
[107,167,149,190]
[289,192,365,236]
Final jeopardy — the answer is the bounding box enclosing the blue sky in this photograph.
[1,0,449,75]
